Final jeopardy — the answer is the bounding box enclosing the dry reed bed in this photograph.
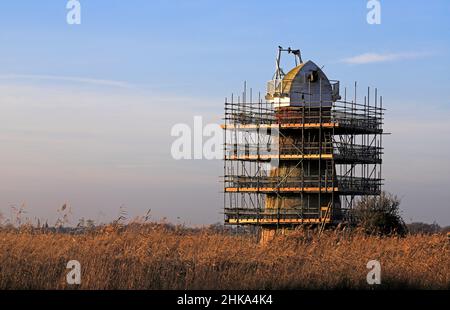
[0,225,448,289]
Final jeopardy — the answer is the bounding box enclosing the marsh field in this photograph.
[0,223,448,290]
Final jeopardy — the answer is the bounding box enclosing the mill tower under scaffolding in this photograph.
[223,47,384,241]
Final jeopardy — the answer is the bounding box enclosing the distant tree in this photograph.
[77,217,86,228]
[207,222,225,233]
[353,191,407,235]
[86,219,96,229]
[407,222,441,234]
[207,222,236,234]
[442,226,450,234]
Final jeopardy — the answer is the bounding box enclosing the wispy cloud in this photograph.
[0,74,133,88]
[341,52,429,64]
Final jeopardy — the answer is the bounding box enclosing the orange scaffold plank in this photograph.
[226,154,333,160]
[225,187,338,193]
[226,218,331,224]
[221,123,338,129]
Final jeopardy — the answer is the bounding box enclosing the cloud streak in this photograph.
[0,74,133,88]
[341,52,429,64]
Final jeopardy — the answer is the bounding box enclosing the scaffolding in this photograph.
[223,80,384,228]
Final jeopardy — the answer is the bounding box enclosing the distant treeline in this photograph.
[406,222,450,234]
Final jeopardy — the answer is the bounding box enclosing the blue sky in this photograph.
[0,0,449,225]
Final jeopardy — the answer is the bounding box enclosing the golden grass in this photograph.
[0,224,448,289]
